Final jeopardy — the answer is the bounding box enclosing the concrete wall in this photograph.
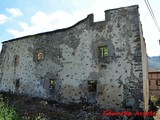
[0,5,147,110]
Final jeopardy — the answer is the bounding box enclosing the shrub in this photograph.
[0,98,20,120]
[150,95,158,104]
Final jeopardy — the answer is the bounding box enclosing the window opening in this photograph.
[49,79,56,89]
[99,46,108,58]
[14,55,19,67]
[37,52,44,61]
[88,80,97,92]
[15,79,20,88]
[156,80,160,86]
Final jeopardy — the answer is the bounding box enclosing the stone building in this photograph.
[0,5,149,111]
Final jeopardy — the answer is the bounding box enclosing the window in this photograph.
[156,80,160,86]
[14,55,19,67]
[15,79,20,88]
[15,57,18,64]
[99,46,108,58]
[88,80,97,92]
[34,49,45,61]
[37,52,44,61]
[49,79,56,90]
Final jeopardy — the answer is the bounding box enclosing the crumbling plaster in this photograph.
[0,5,148,111]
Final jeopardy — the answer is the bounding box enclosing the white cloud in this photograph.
[7,0,127,38]
[7,10,80,38]
[31,10,74,29]
[0,14,8,24]
[7,29,23,38]
[6,8,22,17]
[6,0,160,56]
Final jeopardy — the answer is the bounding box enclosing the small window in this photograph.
[99,46,108,58]
[34,49,45,61]
[15,79,20,88]
[15,57,18,64]
[37,52,44,61]
[49,79,56,89]
[88,80,97,92]
[14,55,19,67]
[156,80,160,86]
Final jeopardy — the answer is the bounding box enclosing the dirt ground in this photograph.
[0,92,105,120]
[0,92,151,120]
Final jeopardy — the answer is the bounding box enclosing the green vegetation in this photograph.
[0,97,20,120]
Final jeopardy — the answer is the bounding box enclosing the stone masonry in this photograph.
[0,5,149,111]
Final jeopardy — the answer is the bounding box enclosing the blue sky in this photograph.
[0,0,160,56]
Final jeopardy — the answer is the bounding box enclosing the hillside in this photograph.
[148,56,160,71]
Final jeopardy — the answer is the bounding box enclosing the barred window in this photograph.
[99,46,108,58]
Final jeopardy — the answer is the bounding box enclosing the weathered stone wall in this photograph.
[0,5,147,110]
